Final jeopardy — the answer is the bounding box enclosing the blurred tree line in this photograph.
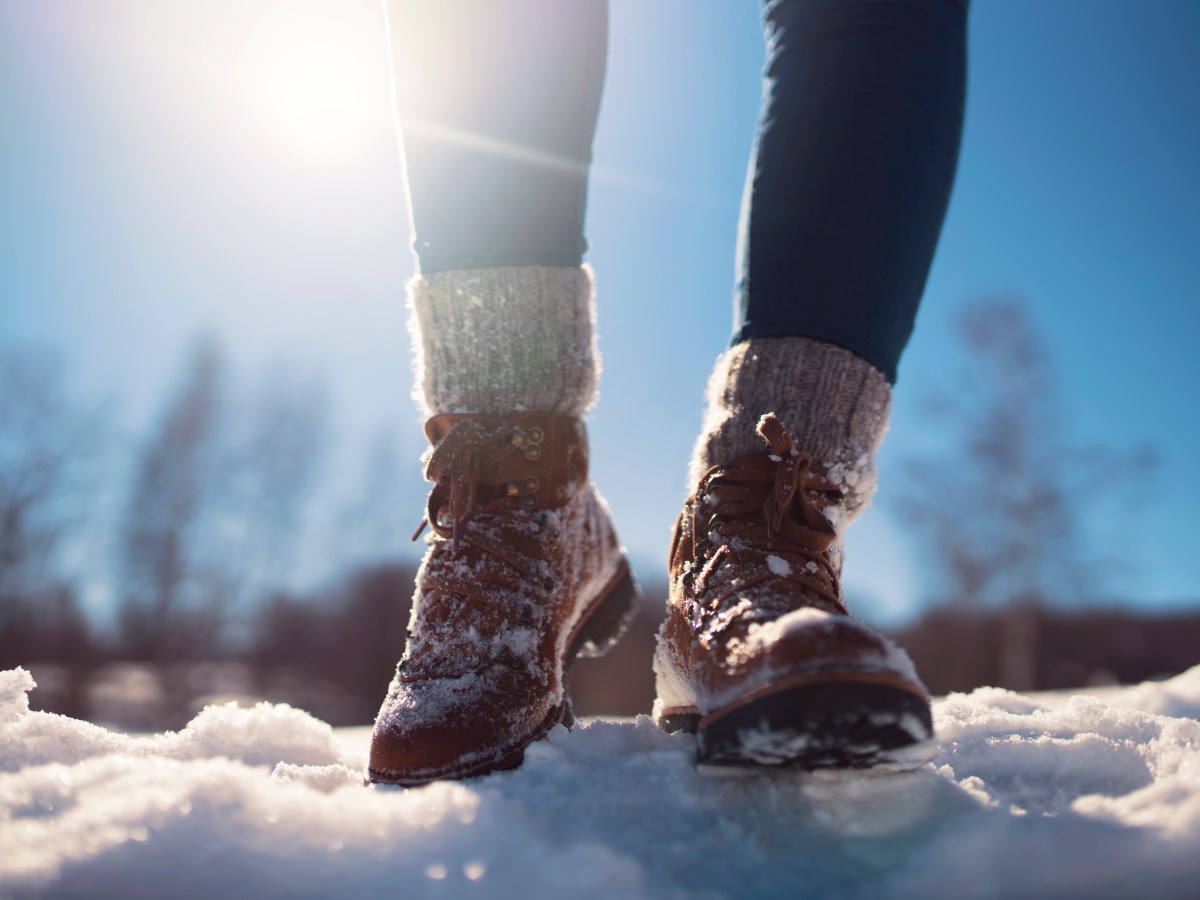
[0,336,412,726]
[893,297,1162,693]
[0,300,1193,730]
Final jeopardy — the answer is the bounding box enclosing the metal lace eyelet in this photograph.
[527,426,544,444]
[523,476,539,493]
[522,494,538,509]
[523,445,542,461]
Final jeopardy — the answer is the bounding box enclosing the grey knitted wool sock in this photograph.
[408,265,599,417]
[690,336,892,529]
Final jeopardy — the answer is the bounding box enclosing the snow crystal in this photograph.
[651,639,696,719]
[5,666,1200,897]
[766,554,792,576]
[0,667,34,723]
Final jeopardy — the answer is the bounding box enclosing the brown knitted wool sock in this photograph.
[408,265,599,417]
[690,336,892,530]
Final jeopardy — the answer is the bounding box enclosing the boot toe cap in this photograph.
[367,676,555,785]
[698,611,927,710]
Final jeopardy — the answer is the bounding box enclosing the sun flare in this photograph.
[246,20,382,165]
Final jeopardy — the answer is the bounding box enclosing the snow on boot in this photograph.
[368,412,639,786]
[653,414,932,771]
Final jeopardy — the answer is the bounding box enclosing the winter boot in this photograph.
[368,266,639,785]
[654,339,932,770]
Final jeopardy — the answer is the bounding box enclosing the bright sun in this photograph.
[246,19,383,165]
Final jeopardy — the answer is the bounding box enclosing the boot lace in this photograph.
[687,414,848,625]
[411,419,543,592]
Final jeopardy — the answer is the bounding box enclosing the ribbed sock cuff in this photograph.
[690,337,892,525]
[408,265,599,417]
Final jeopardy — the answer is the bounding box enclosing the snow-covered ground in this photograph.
[3,666,1200,899]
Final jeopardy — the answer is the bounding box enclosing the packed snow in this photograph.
[4,665,1200,898]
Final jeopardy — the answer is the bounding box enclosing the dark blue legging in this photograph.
[387,0,968,383]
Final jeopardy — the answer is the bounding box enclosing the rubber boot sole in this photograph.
[660,676,934,772]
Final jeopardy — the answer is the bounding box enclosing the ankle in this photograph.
[690,336,892,526]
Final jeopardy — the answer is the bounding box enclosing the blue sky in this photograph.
[2,0,1197,623]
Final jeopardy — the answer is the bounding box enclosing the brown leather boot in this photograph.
[368,412,639,786]
[654,414,932,770]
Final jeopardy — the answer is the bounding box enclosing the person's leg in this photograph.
[370,0,638,786]
[389,0,608,418]
[737,0,968,381]
[657,0,968,769]
[696,0,968,511]
[392,2,604,274]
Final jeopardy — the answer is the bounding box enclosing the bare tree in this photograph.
[896,298,1153,690]
[117,336,227,660]
[218,363,330,622]
[118,338,332,660]
[333,425,408,570]
[0,346,104,654]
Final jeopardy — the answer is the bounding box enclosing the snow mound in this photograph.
[3,666,1200,898]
